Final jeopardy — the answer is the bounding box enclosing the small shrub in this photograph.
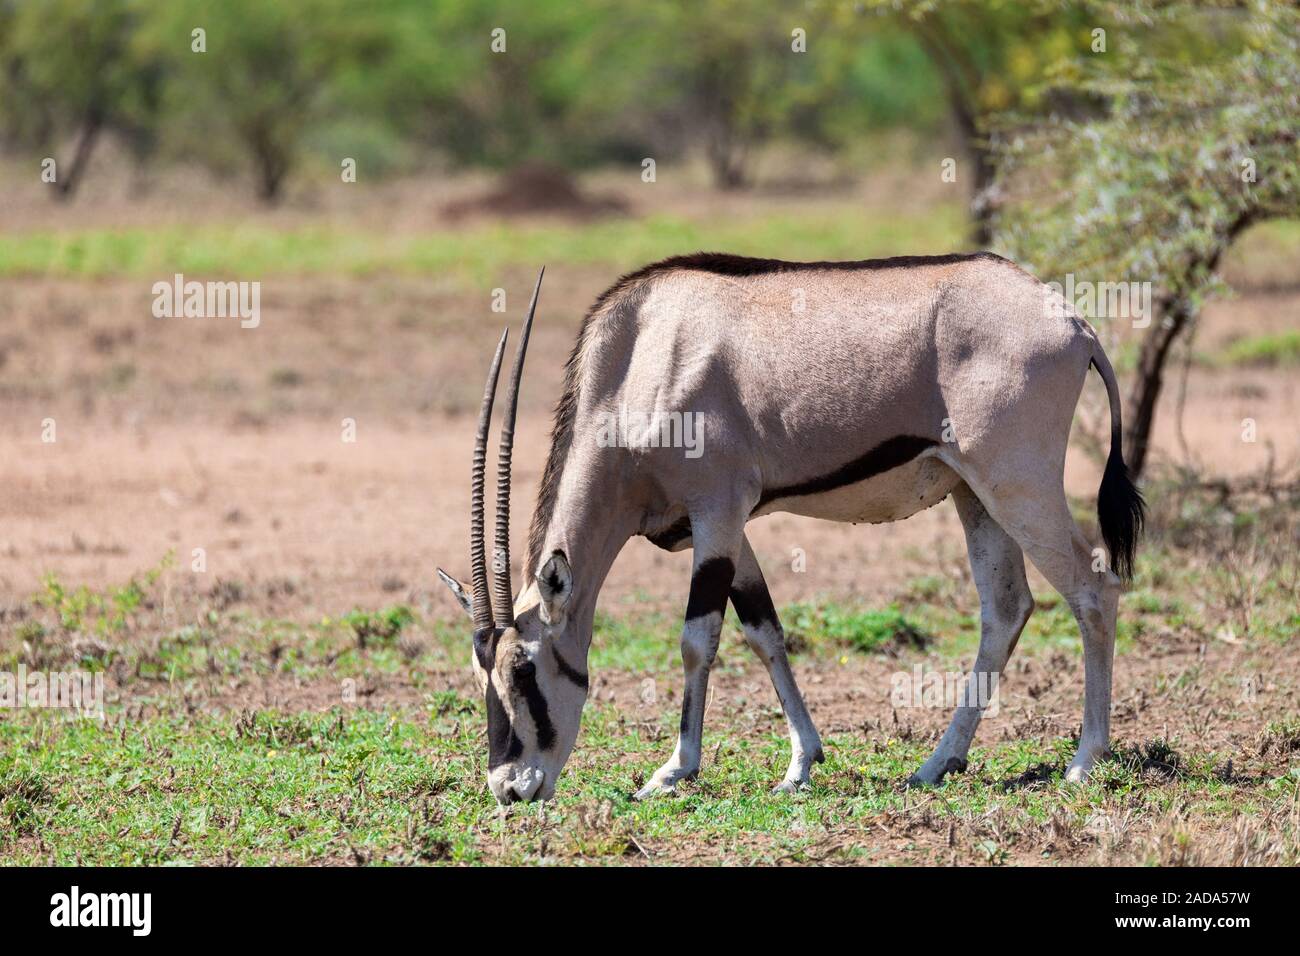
[34,553,172,636]
[784,602,931,654]
[345,605,415,649]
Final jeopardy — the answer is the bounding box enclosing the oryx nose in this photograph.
[500,768,545,804]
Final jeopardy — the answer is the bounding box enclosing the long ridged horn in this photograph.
[470,328,509,632]
[492,267,544,626]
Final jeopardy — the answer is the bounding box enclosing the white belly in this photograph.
[755,453,959,524]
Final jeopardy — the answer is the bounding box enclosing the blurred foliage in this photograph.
[991,0,1299,473]
[0,0,1024,197]
[994,0,1298,308]
[0,0,1294,227]
[0,0,166,196]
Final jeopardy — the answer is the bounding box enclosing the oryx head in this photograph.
[438,268,586,804]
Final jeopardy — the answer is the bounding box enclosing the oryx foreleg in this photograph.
[730,536,823,793]
[633,507,746,800]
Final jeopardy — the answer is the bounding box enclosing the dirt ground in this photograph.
[1,165,1297,625]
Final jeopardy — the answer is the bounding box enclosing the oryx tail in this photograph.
[1091,344,1145,582]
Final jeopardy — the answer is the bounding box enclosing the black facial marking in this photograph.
[513,657,556,750]
[757,434,937,508]
[685,556,735,621]
[473,626,498,672]
[552,645,589,691]
[729,576,779,630]
[485,680,523,770]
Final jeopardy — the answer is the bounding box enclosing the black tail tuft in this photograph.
[1097,436,1145,582]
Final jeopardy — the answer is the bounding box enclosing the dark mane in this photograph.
[523,250,1003,576]
[618,250,1007,279]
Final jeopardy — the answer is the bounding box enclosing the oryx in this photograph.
[439,252,1143,804]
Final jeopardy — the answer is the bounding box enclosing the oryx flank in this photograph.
[439,252,1144,804]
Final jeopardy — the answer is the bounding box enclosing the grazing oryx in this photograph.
[439,252,1144,804]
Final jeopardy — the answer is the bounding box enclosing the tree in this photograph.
[0,0,163,200]
[640,0,871,190]
[153,0,389,203]
[992,0,1298,477]
[863,0,1101,244]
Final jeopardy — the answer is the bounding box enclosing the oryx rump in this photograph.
[440,251,1143,803]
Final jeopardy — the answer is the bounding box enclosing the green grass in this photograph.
[3,698,1293,865]
[0,205,967,282]
[5,522,1297,865]
[1212,331,1300,367]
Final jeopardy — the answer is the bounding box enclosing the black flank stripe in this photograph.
[758,434,937,508]
[645,515,692,551]
[685,556,735,621]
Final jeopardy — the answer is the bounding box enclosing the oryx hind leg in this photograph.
[633,502,748,800]
[941,456,1121,784]
[730,535,824,793]
[910,483,1033,786]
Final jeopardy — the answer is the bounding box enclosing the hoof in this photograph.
[907,757,967,789]
[632,767,696,801]
[632,783,676,801]
[772,778,810,796]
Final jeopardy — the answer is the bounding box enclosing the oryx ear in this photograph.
[535,551,572,625]
[437,568,473,617]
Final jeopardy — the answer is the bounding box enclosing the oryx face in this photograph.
[438,269,587,804]
[469,557,586,802]
[442,551,585,803]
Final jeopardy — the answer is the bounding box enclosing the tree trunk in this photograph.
[54,110,103,202]
[1123,297,1189,477]
[705,116,748,190]
[248,127,290,204]
[1123,210,1257,477]
[911,19,995,246]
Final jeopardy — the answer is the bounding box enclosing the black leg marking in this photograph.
[729,576,779,630]
[757,434,937,508]
[552,645,589,691]
[685,557,735,621]
[679,687,693,735]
